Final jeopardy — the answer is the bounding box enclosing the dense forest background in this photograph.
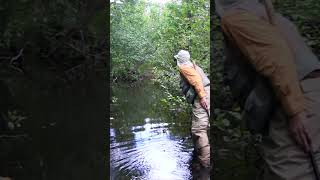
[111,0,209,110]
[212,0,320,179]
[110,1,210,179]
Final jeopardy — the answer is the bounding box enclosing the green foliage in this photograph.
[150,0,209,110]
[152,65,190,112]
[111,0,210,111]
[111,0,156,81]
[150,0,210,71]
[274,0,320,55]
[0,0,106,81]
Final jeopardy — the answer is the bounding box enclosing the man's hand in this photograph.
[200,97,208,111]
[289,111,311,153]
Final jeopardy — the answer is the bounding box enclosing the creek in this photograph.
[110,79,194,180]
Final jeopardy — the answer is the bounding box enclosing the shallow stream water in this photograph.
[110,80,194,180]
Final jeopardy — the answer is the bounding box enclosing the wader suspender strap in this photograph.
[192,62,196,69]
[310,152,320,180]
[192,62,210,117]
[264,0,276,25]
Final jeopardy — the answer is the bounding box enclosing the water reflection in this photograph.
[110,117,192,180]
[110,81,193,179]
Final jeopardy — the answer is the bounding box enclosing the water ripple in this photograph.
[110,121,192,180]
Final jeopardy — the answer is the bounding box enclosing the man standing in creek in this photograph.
[174,50,211,172]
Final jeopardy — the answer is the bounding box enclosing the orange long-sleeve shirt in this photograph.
[179,65,207,99]
[221,10,305,117]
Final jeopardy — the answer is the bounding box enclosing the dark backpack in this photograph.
[180,72,197,104]
[223,35,277,135]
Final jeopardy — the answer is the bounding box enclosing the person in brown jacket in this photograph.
[174,50,211,170]
[216,0,320,179]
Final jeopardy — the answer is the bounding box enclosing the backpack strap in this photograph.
[191,61,196,69]
[264,0,276,25]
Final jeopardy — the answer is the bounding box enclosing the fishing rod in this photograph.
[205,109,210,117]
[309,151,320,180]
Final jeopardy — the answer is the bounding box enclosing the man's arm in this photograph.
[221,11,311,152]
[221,12,305,118]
